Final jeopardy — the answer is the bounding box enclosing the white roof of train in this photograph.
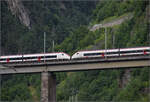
[75,46,150,53]
[0,52,70,58]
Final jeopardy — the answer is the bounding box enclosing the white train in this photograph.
[0,47,149,63]
[71,47,150,59]
[0,52,70,63]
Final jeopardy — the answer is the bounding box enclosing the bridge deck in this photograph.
[0,55,149,74]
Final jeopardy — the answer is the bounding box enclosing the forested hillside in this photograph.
[1,0,150,102]
[55,1,150,101]
[1,1,96,55]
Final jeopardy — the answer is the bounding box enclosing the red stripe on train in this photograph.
[7,58,10,63]
[38,56,41,62]
[144,51,147,55]
[102,53,104,57]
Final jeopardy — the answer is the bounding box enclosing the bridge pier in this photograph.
[41,72,56,102]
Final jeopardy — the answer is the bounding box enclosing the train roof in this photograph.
[75,46,150,53]
[0,52,70,58]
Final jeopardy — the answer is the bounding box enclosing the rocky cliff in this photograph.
[6,0,30,29]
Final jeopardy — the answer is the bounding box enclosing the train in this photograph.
[72,46,150,59]
[0,47,149,63]
[0,52,70,63]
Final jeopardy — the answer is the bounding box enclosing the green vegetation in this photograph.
[55,0,150,101]
[99,12,133,25]
[1,0,149,102]
[1,1,96,55]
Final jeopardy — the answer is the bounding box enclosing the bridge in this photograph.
[0,55,150,102]
[0,55,149,74]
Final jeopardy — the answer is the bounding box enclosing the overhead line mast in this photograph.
[44,32,46,63]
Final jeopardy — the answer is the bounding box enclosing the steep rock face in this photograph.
[90,13,133,31]
[6,0,30,28]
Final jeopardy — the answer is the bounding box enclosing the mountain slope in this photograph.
[1,0,149,102]
[55,0,150,101]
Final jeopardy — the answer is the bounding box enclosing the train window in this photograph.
[83,51,133,56]
[62,54,64,56]
[119,50,149,54]
[11,57,22,60]
[45,55,57,58]
[84,53,102,56]
[23,55,57,59]
[77,53,79,55]
[0,58,5,61]
[24,56,37,59]
[0,57,22,61]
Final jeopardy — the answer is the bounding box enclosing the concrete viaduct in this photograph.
[0,55,150,102]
